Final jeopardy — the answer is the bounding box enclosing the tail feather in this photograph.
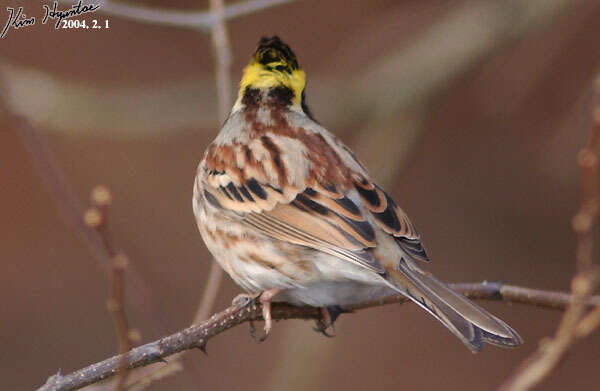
[386,259,523,352]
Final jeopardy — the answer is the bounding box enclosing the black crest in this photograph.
[254,36,299,71]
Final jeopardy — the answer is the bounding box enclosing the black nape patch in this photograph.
[242,87,261,107]
[268,86,294,107]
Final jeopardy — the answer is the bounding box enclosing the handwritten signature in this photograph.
[1,1,100,39]
[43,1,100,28]
[0,7,34,38]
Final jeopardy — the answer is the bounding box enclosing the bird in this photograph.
[193,36,522,352]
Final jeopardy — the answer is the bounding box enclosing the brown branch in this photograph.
[498,77,600,391]
[349,283,600,312]
[36,282,600,391]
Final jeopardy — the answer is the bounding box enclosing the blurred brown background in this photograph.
[2,0,600,390]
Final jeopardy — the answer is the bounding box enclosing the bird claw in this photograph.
[312,306,352,337]
[312,306,341,337]
[234,294,269,342]
[326,305,351,323]
[235,289,280,343]
[249,320,269,343]
[313,322,335,338]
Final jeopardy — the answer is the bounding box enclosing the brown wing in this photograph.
[199,131,428,275]
[199,136,384,274]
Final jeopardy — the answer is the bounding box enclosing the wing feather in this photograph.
[352,175,429,262]
[199,137,388,274]
[199,131,428,276]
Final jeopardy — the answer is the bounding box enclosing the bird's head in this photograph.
[236,36,307,109]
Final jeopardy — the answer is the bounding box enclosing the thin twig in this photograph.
[0,90,165,335]
[84,187,135,391]
[36,282,600,391]
[57,0,295,31]
[498,77,600,391]
[193,260,226,324]
[80,2,236,390]
[575,301,600,337]
[209,0,233,123]
[190,0,233,325]
[125,361,183,391]
[0,59,167,391]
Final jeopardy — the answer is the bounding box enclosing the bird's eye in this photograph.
[275,65,287,72]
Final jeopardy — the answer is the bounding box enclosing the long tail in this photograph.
[385,259,523,352]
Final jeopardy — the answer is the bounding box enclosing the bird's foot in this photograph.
[312,306,338,337]
[232,292,259,307]
[234,289,280,343]
[313,305,351,337]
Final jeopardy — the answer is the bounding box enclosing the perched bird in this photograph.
[193,36,522,352]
